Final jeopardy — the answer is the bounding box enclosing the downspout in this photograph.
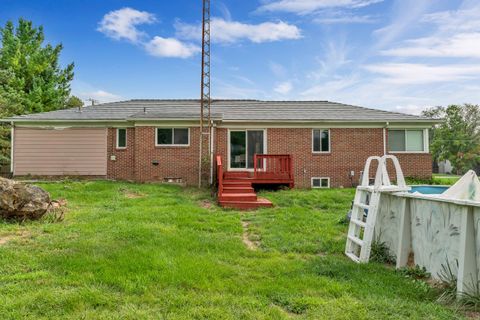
[10,121,14,175]
[383,122,389,156]
[210,121,215,185]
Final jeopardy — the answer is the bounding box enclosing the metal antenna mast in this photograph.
[199,0,212,188]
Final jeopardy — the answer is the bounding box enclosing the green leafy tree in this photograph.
[0,19,75,163]
[423,104,480,174]
[66,95,83,109]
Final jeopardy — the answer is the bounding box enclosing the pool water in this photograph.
[409,185,449,194]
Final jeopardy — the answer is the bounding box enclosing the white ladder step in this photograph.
[347,235,364,246]
[350,218,366,228]
[346,155,407,264]
[353,202,369,210]
[345,252,360,263]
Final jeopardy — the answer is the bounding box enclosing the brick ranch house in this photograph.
[4,99,436,190]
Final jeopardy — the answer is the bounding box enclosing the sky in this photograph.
[1,0,479,115]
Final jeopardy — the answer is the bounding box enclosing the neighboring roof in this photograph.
[3,99,437,123]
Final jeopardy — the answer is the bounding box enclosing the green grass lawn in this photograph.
[432,174,461,185]
[0,181,462,319]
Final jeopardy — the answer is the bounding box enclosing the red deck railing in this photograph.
[253,154,293,181]
[216,155,223,197]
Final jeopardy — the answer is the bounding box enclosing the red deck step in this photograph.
[219,197,273,210]
[224,172,251,179]
[222,186,255,194]
[219,193,257,202]
[216,154,293,210]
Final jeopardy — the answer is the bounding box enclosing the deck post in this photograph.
[457,207,478,296]
[395,197,411,269]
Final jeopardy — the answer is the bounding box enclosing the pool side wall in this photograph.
[375,192,480,295]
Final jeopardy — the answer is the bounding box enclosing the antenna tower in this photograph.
[199,0,212,187]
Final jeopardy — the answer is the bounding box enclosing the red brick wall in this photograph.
[215,128,432,188]
[106,126,432,188]
[107,128,136,180]
[266,128,384,188]
[390,153,432,180]
[133,127,199,185]
[215,128,228,172]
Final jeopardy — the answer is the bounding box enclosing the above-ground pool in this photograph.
[408,185,449,194]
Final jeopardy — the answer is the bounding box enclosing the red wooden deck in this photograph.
[216,154,294,210]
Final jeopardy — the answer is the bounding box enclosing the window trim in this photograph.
[312,129,331,154]
[388,129,429,154]
[116,128,127,149]
[227,129,268,171]
[311,177,330,189]
[155,128,190,147]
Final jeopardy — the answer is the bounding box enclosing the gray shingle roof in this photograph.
[4,99,437,123]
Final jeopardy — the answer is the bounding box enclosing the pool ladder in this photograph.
[345,155,410,263]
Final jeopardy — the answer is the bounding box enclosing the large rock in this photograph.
[0,177,51,220]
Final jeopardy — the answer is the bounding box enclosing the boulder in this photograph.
[0,177,51,221]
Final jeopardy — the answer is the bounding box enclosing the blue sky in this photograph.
[1,0,479,114]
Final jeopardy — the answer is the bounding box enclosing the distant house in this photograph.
[437,160,453,174]
[3,99,436,189]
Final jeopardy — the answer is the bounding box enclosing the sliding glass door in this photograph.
[229,130,264,169]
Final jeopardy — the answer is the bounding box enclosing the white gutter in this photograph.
[220,119,440,123]
[1,119,130,123]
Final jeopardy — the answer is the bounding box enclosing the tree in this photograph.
[0,19,75,163]
[423,104,480,174]
[65,95,84,109]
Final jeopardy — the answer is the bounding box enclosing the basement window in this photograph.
[116,128,127,149]
[312,129,330,153]
[388,129,425,152]
[312,177,330,189]
[156,128,189,146]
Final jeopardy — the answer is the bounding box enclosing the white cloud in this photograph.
[274,81,293,94]
[175,18,302,44]
[422,4,480,33]
[364,63,480,84]
[308,40,352,81]
[98,8,200,59]
[313,13,377,24]
[382,33,480,58]
[390,105,428,115]
[372,0,433,50]
[381,4,480,59]
[258,0,383,14]
[78,90,122,105]
[145,36,201,58]
[98,7,156,42]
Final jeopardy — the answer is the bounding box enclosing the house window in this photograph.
[388,129,425,152]
[312,177,330,188]
[313,129,330,153]
[156,128,189,146]
[229,130,265,169]
[116,128,127,149]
